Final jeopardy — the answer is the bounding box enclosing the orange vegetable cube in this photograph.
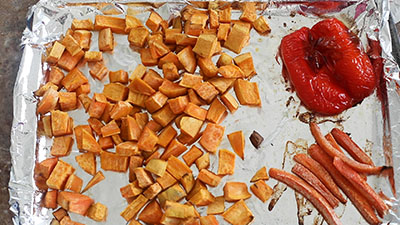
[159,79,187,98]
[35,82,58,97]
[138,200,163,224]
[57,191,94,216]
[87,117,104,136]
[162,62,180,81]
[198,169,221,187]
[209,9,219,29]
[193,34,218,58]
[157,183,187,207]
[110,101,133,120]
[160,139,187,160]
[129,64,147,81]
[224,23,251,54]
[71,18,94,30]
[75,152,96,175]
[134,167,154,188]
[127,90,148,108]
[195,152,210,171]
[145,120,163,133]
[180,173,195,193]
[227,130,245,160]
[168,96,189,114]
[251,167,269,182]
[62,34,82,56]
[73,30,92,50]
[116,141,139,156]
[218,149,235,175]
[193,82,219,104]
[218,64,244,78]
[240,2,257,22]
[44,190,58,209]
[120,181,142,199]
[50,136,73,157]
[223,182,251,201]
[65,174,83,193]
[253,16,271,34]
[157,125,177,148]
[175,33,198,46]
[98,136,113,149]
[158,52,183,70]
[100,120,120,137]
[220,92,239,113]
[234,52,256,78]
[156,171,177,190]
[47,41,65,64]
[177,46,197,73]
[143,182,162,199]
[184,102,207,121]
[199,123,225,153]
[42,116,53,137]
[95,15,126,34]
[46,160,75,190]
[222,200,253,225]
[180,116,203,138]
[179,73,203,89]
[143,69,164,91]
[250,180,273,202]
[144,92,168,113]
[89,62,108,80]
[109,70,128,84]
[197,57,218,78]
[219,7,231,23]
[61,68,88,92]
[189,188,215,206]
[137,127,158,152]
[188,89,206,106]
[98,28,114,51]
[51,110,72,136]
[125,15,144,32]
[120,195,148,221]
[87,202,108,222]
[128,77,156,96]
[57,49,84,71]
[140,48,158,66]
[76,83,91,96]
[234,79,261,106]
[146,11,163,32]
[103,82,129,102]
[207,196,225,215]
[152,104,176,127]
[167,156,192,180]
[100,151,128,172]
[84,51,103,62]
[82,171,105,193]
[217,23,230,41]
[200,215,219,225]
[129,155,144,182]
[209,77,235,94]
[48,66,65,85]
[206,98,227,124]
[183,146,203,166]
[120,115,142,141]
[135,112,149,129]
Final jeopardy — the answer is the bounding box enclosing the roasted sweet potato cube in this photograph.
[53,208,68,221]
[128,77,156,96]
[168,95,188,114]
[87,117,104,136]
[167,156,192,180]
[82,171,105,193]
[73,30,92,50]
[57,49,84,71]
[223,182,251,202]
[145,159,168,177]
[218,64,244,78]
[51,136,73,157]
[61,68,88,92]
[133,167,153,188]
[143,182,162,199]
[187,89,206,106]
[177,46,196,73]
[137,127,158,152]
[197,57,218,78]
[234,79,261,106]
[161,139,187,160]
[125,15,143,32]
[128,27,150,48]
[146,11,163,32]
[71,18,94,30]
[165,28,180,44]
[120,115,141,141]
[110,101,133,120]
[178,131,203,146]
[175,33,198,46]
[142,70,164,91]
[129,64,147,81]
[224,23,250,54]
[65,174,83,193]
[59,92,77,111]
[152,104,177,127]
[51,110,71,136]
[218,149,235,175]
[200,215,218,225]
[127,90,148,108]
[199,123,225,153]
[165,201,196,219]
[222,200,253,225]
[206,98,227,124]
[234,53,256,78]
[89,62,108,80]
[138,200,163,224]
[240,2,257,23]
[159,52,183,69]
[62,34,82,56]
[121,194,148,221]
[98,136,113,149]
[78,94,91,111]
[144,92,167,113]
[109,70,128,84]
[184,103,207,121]
[219,7,231,22]
[47,41,65,64]
[35,82,58,97]
[46,160,75,190]
[189,188,215,206]
[149,39,171,59]
[120,181,142,198]
[217,53,233,67]
[217,23,230,41]
[57,191,94,215]
[81,129,101,153]
[87,202,107,222]
[227,130,245,160]
[156,171,177,190]
[180,116,203,138]
[179,73,203,89]
[209,9,219,29]
[162,62,180,81]
[135,113,149,129]
[253,16,271,34]
[116,141,139,156]
[198,169,220,187]
[44,190,58,209]
[102,82,129,102]
[157,183,187,207]
[195,152,210,170]
[180,173,195,193]
[250,180,273,203]
[128,155,144,182]
[183,146,203,166]
[88,100,106,119]
[159,80,187,98]
[42,116,53,137]
[207,196,224,215]
[98,28,114,52]
[99,120,119,137]
[193,82,219,104]
[156,125,176,148]
[209,78,235,94]
[84,51,103,62]
[76,83,90,96]
[76,152,96,175]
[221,92,238,113]
[193,34,218,58]
[74,125,92,150]
[95,15,126,33]
[48,66,65,85]
[100,151,128,172]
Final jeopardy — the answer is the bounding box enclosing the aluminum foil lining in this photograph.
[10,0,400,224]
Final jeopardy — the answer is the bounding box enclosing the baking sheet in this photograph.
[10,0,400,224]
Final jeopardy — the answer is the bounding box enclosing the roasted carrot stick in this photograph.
[331,128,374,166]
[269,168,343,225]
[292,163,339,208]
[310,122,382,174]
[308,145,380,225]
[325,133,343,153]
[333,157,388,218]
[294,153,346,203]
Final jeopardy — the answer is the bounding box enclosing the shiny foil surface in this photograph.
[10,0,400,224]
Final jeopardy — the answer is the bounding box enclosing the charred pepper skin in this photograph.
[280,18,376,115]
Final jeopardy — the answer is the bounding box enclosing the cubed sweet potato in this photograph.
[193,34,218,58]
[65,174,83,193]
[234,52,256,78]
[177,46,197,74]
[125,15,143,32]
[57,191,94,216]
[250,180,273,202]
[253,16,271,34]
[199,123,225,153]
[57,49,84,72]
[81,129,102,153]
[46,160,75,190]
[48,66,65,85]
[184,103,207,121]
[206,98,227,124]
[82,171,105,193]
[159,80,188,98]
[138,200,163,224]
[161,139,187,160]
[145,159,168,177]
[156,171,177,190]
[44,190,58,209]
[61,68,88,92]
[87,202,108,222]
[223,182,251,201]
[51,136,73,157]
[137,127,158,152]
[75,152,96,175]
[51,110,72,137]
[121,194,148,221]
[220,92,239,113]
[224,23,251,54]
[195,152,210,171]
[198,169,221,187]
[62,34,82,56]
[157,125,177,148]
[143,182,162,199]
[95,15,126,34]
[47,41,65,64]
[183,145,203,166]
[218,149,235,175]
[98,28,114,51]
[120,181,142,199]
[193,82,219,104]
[234,79,261,106]
[157,183,186,207]
[100,151,128,172]
[180,173,195,193]
[207,196,225,215]
[166,156,192,180]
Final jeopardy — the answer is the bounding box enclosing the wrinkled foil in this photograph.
[10,0,400,224]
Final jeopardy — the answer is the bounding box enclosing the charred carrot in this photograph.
[294,153,346,203]
[308,145,381,225]
[333,157,388,218]
[331,128,374,166]
[269,168,342,225]
[292,163,339,208]
[310,122,382,174]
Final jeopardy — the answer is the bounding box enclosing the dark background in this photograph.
[0,0,38,224]
[0,1,399,224]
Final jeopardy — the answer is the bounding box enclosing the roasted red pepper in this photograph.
[280,18,376,115]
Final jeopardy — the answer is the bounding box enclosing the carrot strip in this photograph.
[308,145,380,225]
[292,163,339,208]
[331,128,374,166]
[325,133,343,153]
[269,168,343,225]
[294,153,346,203]
[310,122,382,174]
[333,157,388,218]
